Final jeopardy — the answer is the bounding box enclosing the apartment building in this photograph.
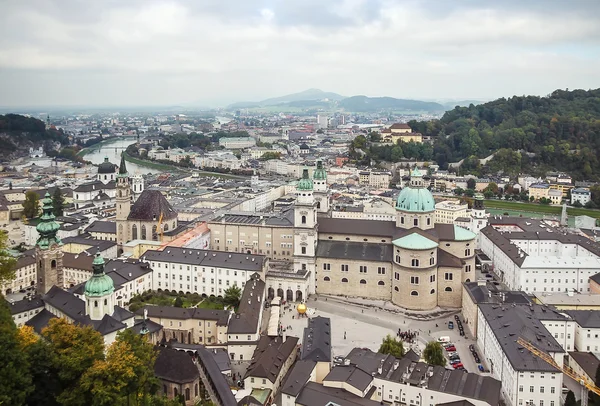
[435,200,468,224]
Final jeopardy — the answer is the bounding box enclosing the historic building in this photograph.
[73,157,118,209]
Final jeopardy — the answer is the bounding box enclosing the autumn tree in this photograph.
[42,318,105,406]
[22,190,40,218]
[378,334,405,358]
[115,329,159,404]
[0,230,17,286]
[0,299,32,405]
[423,341,446,366]
[19,328,61,406]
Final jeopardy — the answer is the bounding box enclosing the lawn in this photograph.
[196,296,227,310]
[128,291,203,312]
[483,199,600,219]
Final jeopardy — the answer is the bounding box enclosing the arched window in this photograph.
[132,224,138,240]
[94,300,98,307]
[445,287,453,292]
[465,278,471,283]
[411,291,419,296]
[174,388,178,398]
[152,225,158,241]
[324,276,330,281]
[185,388,190,401]
[51,260,57,269]
[394,286,399,292]
[141,225,146,240]
[317,201,321,209]
[378,281,385,286]
[341,278,348,283]
[465,249,471,256]
[430,257,435,265]
[164,223,169,231]
[301,215,306,224]
[360,279,367,284]
[430,289,436,294]
[401,217,405,224]
[427,218,431,225]
[411,259,419,267]
[195,384,199,397]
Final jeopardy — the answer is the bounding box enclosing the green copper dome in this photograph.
[297,169,314,191]
[313,161,327,180]
[396,166,435,212]
[36,192,62,250]
[84,252,114,297]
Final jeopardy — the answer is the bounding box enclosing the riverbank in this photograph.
[484,199,600,219]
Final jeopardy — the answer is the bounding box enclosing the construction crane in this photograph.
[517,337,600,406]
[157,212,164,242]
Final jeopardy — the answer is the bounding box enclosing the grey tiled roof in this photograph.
[281,360,317,396]
[245,335,299,383]
[317,217,397,237]
[228,275,265,334]
[43,286,86,320]
[316,241,392,262]
[137,305,229,325]
[85,221,116,234]
[565,310,600,328]
[128,190,177,221]
[296,381,381,406]
[301,316,331,362]
[6,296,44,315]
[154,347,199,384]
[143,247,266,272]
[25,309,57,334]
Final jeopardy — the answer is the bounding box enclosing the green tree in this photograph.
[564,390,576,406]
[174,296,184,308]
[423,341,446,366]
[22,190,40,218]
[0,230,17,286]
[260,152,281,161]
[52,188,65,217]
[378,334,405,358]
[0,299,32,405]
[19,330,61,406]
[466,178,476,190]
[224,285,242,308]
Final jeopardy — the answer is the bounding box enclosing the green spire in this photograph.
[297,168,314,191]
[313,160,327,180]
[117,153,128,177]
[411,165,422,178]
[84,251,115,297]
[36,192,62,250]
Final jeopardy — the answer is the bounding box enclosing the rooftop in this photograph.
[144,247,265,272]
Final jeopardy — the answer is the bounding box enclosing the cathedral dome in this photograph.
[84,253,114,297]
[297,169,314,191]
[98,157,117,174]
[395,167,435,213]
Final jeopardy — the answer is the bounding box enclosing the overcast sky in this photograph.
[1,0,599,108]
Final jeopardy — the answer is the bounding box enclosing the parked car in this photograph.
[478,365,485,372]
[452,363,464,369]
[449,354,460,361]
[438,336,451,343]
[450,359,462,365]
[485,274,493,278]
[448,321,454,329]
[445,346,456,352]
[443,342,454,348]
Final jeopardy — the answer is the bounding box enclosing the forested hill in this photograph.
[0,114,69,156]
[409,88,600,180]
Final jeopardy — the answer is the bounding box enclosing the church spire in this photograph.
[118,153,128,176]
[36,192,61,250]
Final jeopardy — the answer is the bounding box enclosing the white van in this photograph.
[438,336,451,343]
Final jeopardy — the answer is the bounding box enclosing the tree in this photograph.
[22,335,61,406]
[22,190,40,218]
[42,318,105,405]
[0,230,17,286]
[224,285,242,308]
[572,200,583,208]
[466,178,476,190]
[260,152,281,161]
[378,334,405,358]
[564,390,576,406]
[594,363,600,405]
[114,329,158,404]
[52,188,65,217]
[0,298,32,405]
[173,296,184,308]
[423,341,446,366]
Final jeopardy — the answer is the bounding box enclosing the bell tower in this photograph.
[36,193,64,294]
[84,252,115,320]
[313,160,329,213]
[116,154,131,248]
[294,169,317,295]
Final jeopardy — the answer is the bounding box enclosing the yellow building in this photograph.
[528,183,550,201]
[381,123,423,144]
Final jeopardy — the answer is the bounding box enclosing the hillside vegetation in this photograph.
[0,114,69,156]
[409,88,600,179]
[339,95,444,112]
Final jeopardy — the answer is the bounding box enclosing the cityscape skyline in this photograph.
[1,0,599,108]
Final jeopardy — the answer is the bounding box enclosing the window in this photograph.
[394,286,399,292]
[427,218,431,225]
[430,289,435,294]
[411,291,418,296]
[430,275,436,282]
[429,257,434,265]
[411,276,419,285]
[301,215,306,224]
[341,264,349,272]
[401,217,404,224]
[323,263,330,270]
[185,388,190,401]
[465,249,471,256]
[342,278,348,283]
[465,265,471,272]
[444,273,453,281]
[251,378,254,383]
[301,247,306,254]
[550,387,555,394]
[519,385,523,392]
[378,281,385,286]
[540,386,544,393]
[445,287,453,292]
[411,259,419,267]
[360,266,367,273]
[394,272,400,280]
[360,279,367,284]
[413,218,418,226]
[530,386,534,393]
[377,267,385,274]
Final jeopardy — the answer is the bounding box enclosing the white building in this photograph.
[565,310,600,352]
[571,188,592,206]
[218,137,256,149]
[435,200,468,224]
[143,247,267,297]
[478,303,564,406]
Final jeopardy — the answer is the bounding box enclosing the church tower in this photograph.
[131,173,144,202]
[84,252,115,321]
[313,160,329,213]
[294,169,318,296]
[36,193,64,294]
[470,193,489,236]
[116,154,131,248]
[395,166,435,230]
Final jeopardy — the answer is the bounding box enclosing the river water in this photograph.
[82,138,161,175]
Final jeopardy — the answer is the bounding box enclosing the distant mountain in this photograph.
[338,96,444,112]
[227,89,345,109]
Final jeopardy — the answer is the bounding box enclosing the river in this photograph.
[81,138,161,175]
